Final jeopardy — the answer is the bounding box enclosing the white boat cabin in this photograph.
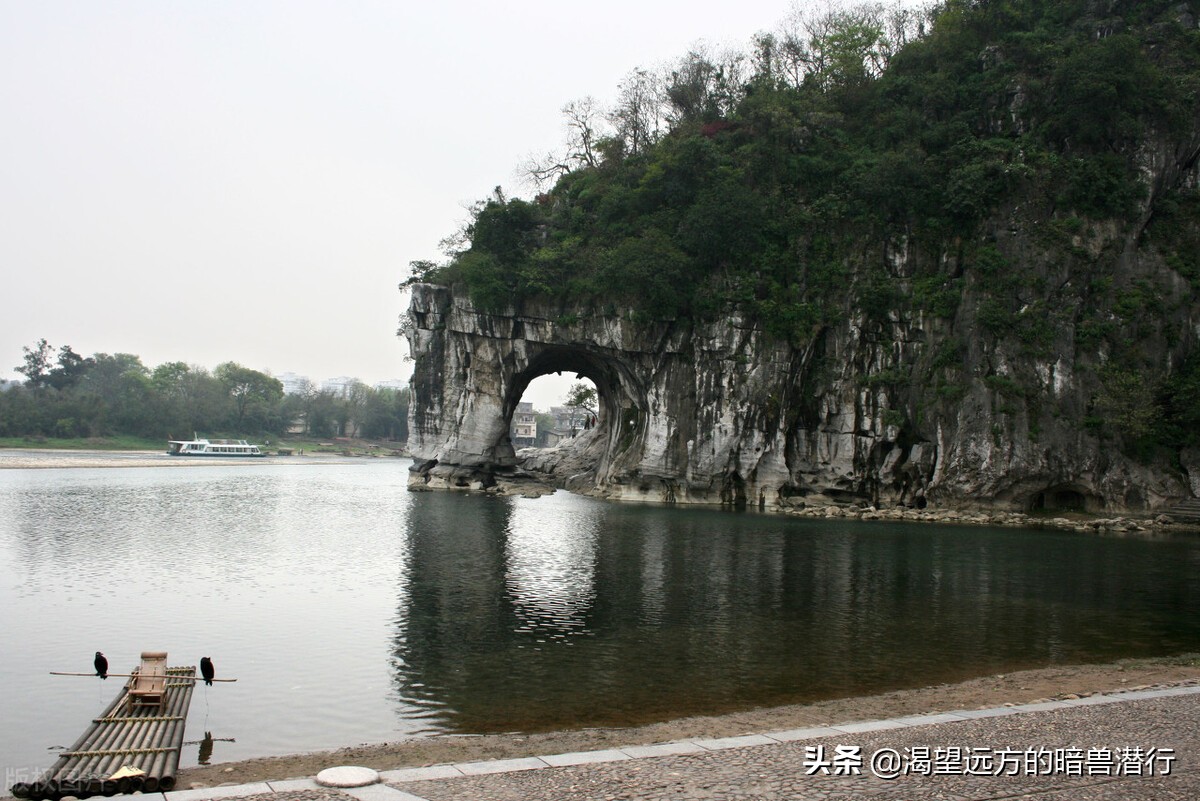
[167,438,265,457]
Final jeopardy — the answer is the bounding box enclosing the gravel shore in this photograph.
[177,656,1200,788]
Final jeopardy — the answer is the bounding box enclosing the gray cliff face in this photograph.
[402,269,1194,512]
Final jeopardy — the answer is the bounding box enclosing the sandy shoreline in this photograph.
[0,449,204,469]
[177,655,1200,787]
[0,448,393,469]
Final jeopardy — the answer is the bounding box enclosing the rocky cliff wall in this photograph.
[402,259,1197,513]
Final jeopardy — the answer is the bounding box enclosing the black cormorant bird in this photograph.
[94,651,108,679]
[200,656,214,686]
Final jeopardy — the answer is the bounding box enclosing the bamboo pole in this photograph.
[78,721,124,793]
[50,671,236,682]
[140,670,185,791]
[149,689,184,790]
[140,716,171,779]
[26,778,53,801]
[144,743,170,789]
[87,719,130,780]
[160,671,194,789]
[55,762,86,797]
[28,777,56,800]
[119,717,156,777]
[75,699,120,790]
[92,712,146,781]
[79,714,132,789]
[143,731,174,787]
[159,690,187,786]
[57,768,85,798]
[52,691,121,792]
[147,675,181,789]
[80,684,138,783]
[154,670,195,791]
[134,718,162,779]
[81,678,151,787]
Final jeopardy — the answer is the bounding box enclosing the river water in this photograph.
[2,453,1199,781]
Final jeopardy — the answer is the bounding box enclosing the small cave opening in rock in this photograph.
[1028,485,1092,514]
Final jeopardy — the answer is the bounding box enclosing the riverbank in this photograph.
[0,445,407,469]
[779,500,1200,535]
[510,440,1200,534]
[177,655,1200,788]
[492,474,1200,536]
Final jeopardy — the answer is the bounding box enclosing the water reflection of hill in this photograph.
[391,491,1200,734]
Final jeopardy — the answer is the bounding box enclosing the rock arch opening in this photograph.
[501,346,645,488]
[512,374,597,448]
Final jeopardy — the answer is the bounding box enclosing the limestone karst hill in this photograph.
[402,1,1200,513]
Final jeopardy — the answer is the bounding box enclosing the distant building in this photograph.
[505,403,594,448]
[511,401,537,447]
[321,376,359,398]
[277,372,312,395]
[542,427,570,447]
[549,405,589,436]
[280,374,406,395]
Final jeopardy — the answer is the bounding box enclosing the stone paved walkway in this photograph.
[156,686,1200,801]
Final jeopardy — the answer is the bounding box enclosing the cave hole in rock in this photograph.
[497,346,644,482]
[506,349,616,454]
[1028,485,1093,513]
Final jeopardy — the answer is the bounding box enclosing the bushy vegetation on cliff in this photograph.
[412,0,1197,318]
[408,0,1200,458]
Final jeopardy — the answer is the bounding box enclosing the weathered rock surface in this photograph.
[402,275,1192,513]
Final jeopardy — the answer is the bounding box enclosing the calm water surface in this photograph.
[2,454,1200,779]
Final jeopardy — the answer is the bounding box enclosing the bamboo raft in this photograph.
[11,661,197,800]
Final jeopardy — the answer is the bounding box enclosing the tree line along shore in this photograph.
[2,339,410,446]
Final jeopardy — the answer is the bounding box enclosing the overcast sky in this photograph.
[1,0,831,409]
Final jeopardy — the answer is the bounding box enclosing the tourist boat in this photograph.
[166,438,266,457]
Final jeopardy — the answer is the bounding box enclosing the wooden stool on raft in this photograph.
[126,651,169,710]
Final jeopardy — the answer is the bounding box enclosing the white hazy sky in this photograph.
[0,0,815,409]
